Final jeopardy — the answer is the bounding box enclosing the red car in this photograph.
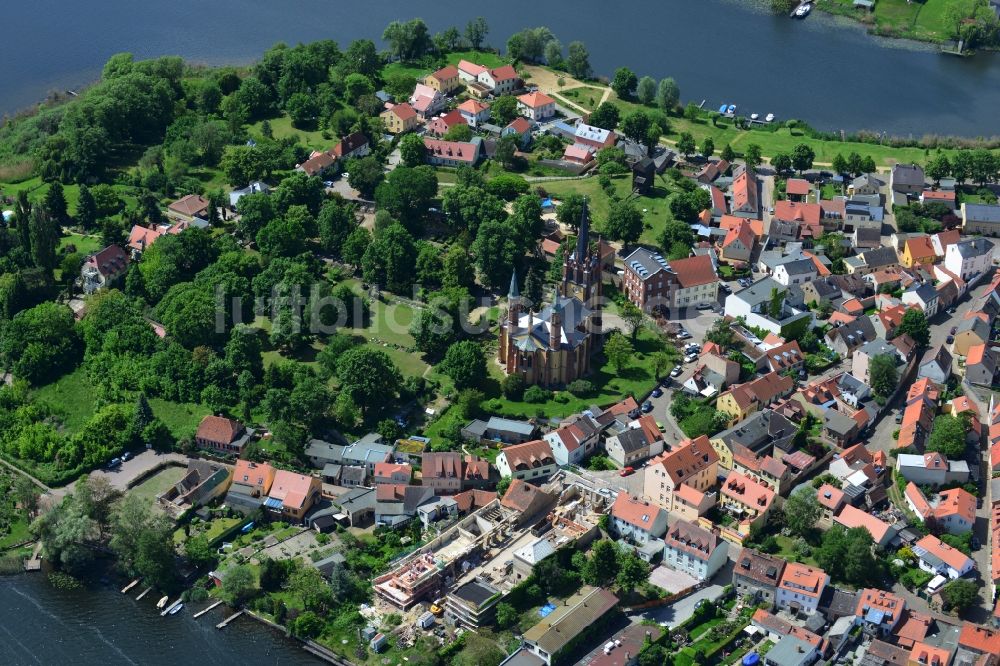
[620,466,635,477]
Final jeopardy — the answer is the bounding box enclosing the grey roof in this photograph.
[615,428,650,454]
[623,246,671,282]
[450,579,501,608]
[860,246,899,268]
[806,277,842,299]
[463,419,489,437]
[838,373,869,396]
[377,486,436,516]
[857,339,900,360]
[779,258,816,275]
[891,163,925,189]
[824,409,858,436]
[715,410,772,451]
[339,466,367,485]
[306,439,345,463]
[852,173,886,189]
[964,203,1000,223]
[767,636,816,666]
[314,553,346,577]
[956,314,989,338]
[920,344,953,372]
[332,487,376,512]
[955,237,994,258]
[321,463,342,478]
[733,277,785,307]
[486,416,537,436]
[907,282,937,304]
[341,435,393,466]
[827,316,877,347]
[855,227,882,243]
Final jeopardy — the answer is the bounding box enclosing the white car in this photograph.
[670,365,683,377]
[684,353,698,363]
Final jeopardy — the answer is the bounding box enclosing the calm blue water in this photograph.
[2,0,1000,136]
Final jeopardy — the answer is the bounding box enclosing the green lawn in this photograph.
[59,232,104,255]
[771,534,820,567]
[248,114,334,153]
[541,174,677,246]
[444,50,508,69]
[149,398,212,441]
[128,465,186,501]
[560,86,603,111]
[0,517,31,549]
[33,367,96,435]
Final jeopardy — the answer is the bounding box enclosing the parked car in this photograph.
[670,365,683,377]
[656,421,665,432]
[107,458,122,469]
[651,387,663,398]
[620,466,635,477]
[684,353,698,363]
[895,411,903,424]
[720,283,732,293]
[121,452,131,462]
[696,303,712,310]
[950,326,958,335]
[685,343,701,353]
[641,401,653,413]
[946,335,954,344]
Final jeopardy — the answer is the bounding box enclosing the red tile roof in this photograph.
[490,64,518,81]
[959,622,1000,657]
[816,484,846,511]
[774,200,821,225]
[457,99,489,115]
[905,236,937,261]
[518,91,554,108]
[500,439,555,471]
[423,138,479,164]
[778,562,827,599]
[670,254,717,288]
[506,116,532,134]
[429,65,458,81]
[168,194,209,217]
[915,534,974,572]
[721,471,776,512]
[387,103,417,121]
[835,504,895,544]
[855,588,905,621]
[723,219,756,250]
[786,178,810,196]
[648,435,718,485]
[611,494,664,530]
[196,415,244,445]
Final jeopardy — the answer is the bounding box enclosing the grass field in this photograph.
[0,517,30,549]
[59,232,104,255]
[149,399,212,441]
[248,115,333,153]
[33,367,95,435]
[821,0,954,43]
[128,465,186,501]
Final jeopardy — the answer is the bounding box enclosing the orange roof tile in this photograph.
[518,91,554,108]
[905,236,937,261]
[835,504,895,544]
[915,534,973,572]
[778,561,827,599]
[611,494,664,530]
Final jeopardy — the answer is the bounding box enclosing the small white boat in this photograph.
[765,113,775,122]
[727,104,736,114]
[169,603,184,615]
[795,3,812,17]
[156,595,169,609]
[750,113,759,121]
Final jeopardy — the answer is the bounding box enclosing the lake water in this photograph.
[0,573,321,665]
[3,0,1000,136]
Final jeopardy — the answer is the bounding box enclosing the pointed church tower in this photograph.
[507,268,521,325]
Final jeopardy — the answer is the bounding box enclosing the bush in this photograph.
[501,374,526,400]
[523,385,553,403]
[566,379,593,396]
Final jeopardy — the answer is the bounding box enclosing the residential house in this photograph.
[573,123,617,151]
[423,137,482,167]
[374,484,436,527]
[157,460,233,516]
[720,471,776,529]
[965,343,997,386]
[850,173,886,197]
[340,434,395,474]
[852,339,902,386]
[961,202,1000,236]
[890,164,926,196]
[495,439,558,480]
[476,64,519,96]
[730,165,760,218]
[225,460,276,515]
[605,423,660,469]
[913,534,975,579]
[920,189,956,208]
[661,520,729,580]
[380,103,420,134]
[80,244,129,294]
[721,219,756,264]
[957,623,1000,660]
[945,238,994,281]
[905,484,976,534]
[717,372,795,426]
[610,494,668,546]
[425,109,467,137]
[896,453,969,486]
[502,117,533,148]
[907,643,951,666]
[786,178,811,202]
[901,236,937,269]
[521,586,618,666]
[798,276,842,308]
[544,414,602,466]
[829,315,879,360]
[774,258,818,287]
[456,98,490,127]
[855,588,906,637]
[642,435,719,519]
[195,415,251,454]
[732,446,792,494]
[776,562,830,615]
[917,345,953,384]
[816,484,847,522]
[423,65,461,94]
[456,59,487,84]
[668,254,719,309]
[332,131,370,160]
[518,91,556,122]
[834,504,898,548]
[734,548,787,605]
[953,314,990,357]
[263,470,322,523]
[328,487,376,527]
[501,479,559,528]
[901,282,939,318]
[562,144,595,165]
[421,453,490,494]
[844,246,900,276]
[409,83,446,119]
[229,180,270,209]
[297,150,336,177]
[724,277,814,336]
[168,194,210,220]
[373,462,412,485]
[710,409,798,471]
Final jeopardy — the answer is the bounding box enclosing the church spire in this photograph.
[576,198,590,260]
[508,268,520,301]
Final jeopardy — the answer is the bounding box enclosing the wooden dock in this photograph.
[160,599,182,617]
[121,579,140,594]
[135,587,153,601]
[194,600,224,618]
[216,610,244,629]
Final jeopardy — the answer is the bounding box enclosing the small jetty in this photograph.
[160,598,182,616]
[121,579,140,594]
[23,543,42,571]
[135,587,153,601]
[194,600,224,618]
[216,610,245,629]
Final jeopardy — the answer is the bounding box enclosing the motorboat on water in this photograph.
[765,113,775,122]
[169,603,184,615]
[750,113,759,121]
[795,3,812,17]
[727,104,736,114]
